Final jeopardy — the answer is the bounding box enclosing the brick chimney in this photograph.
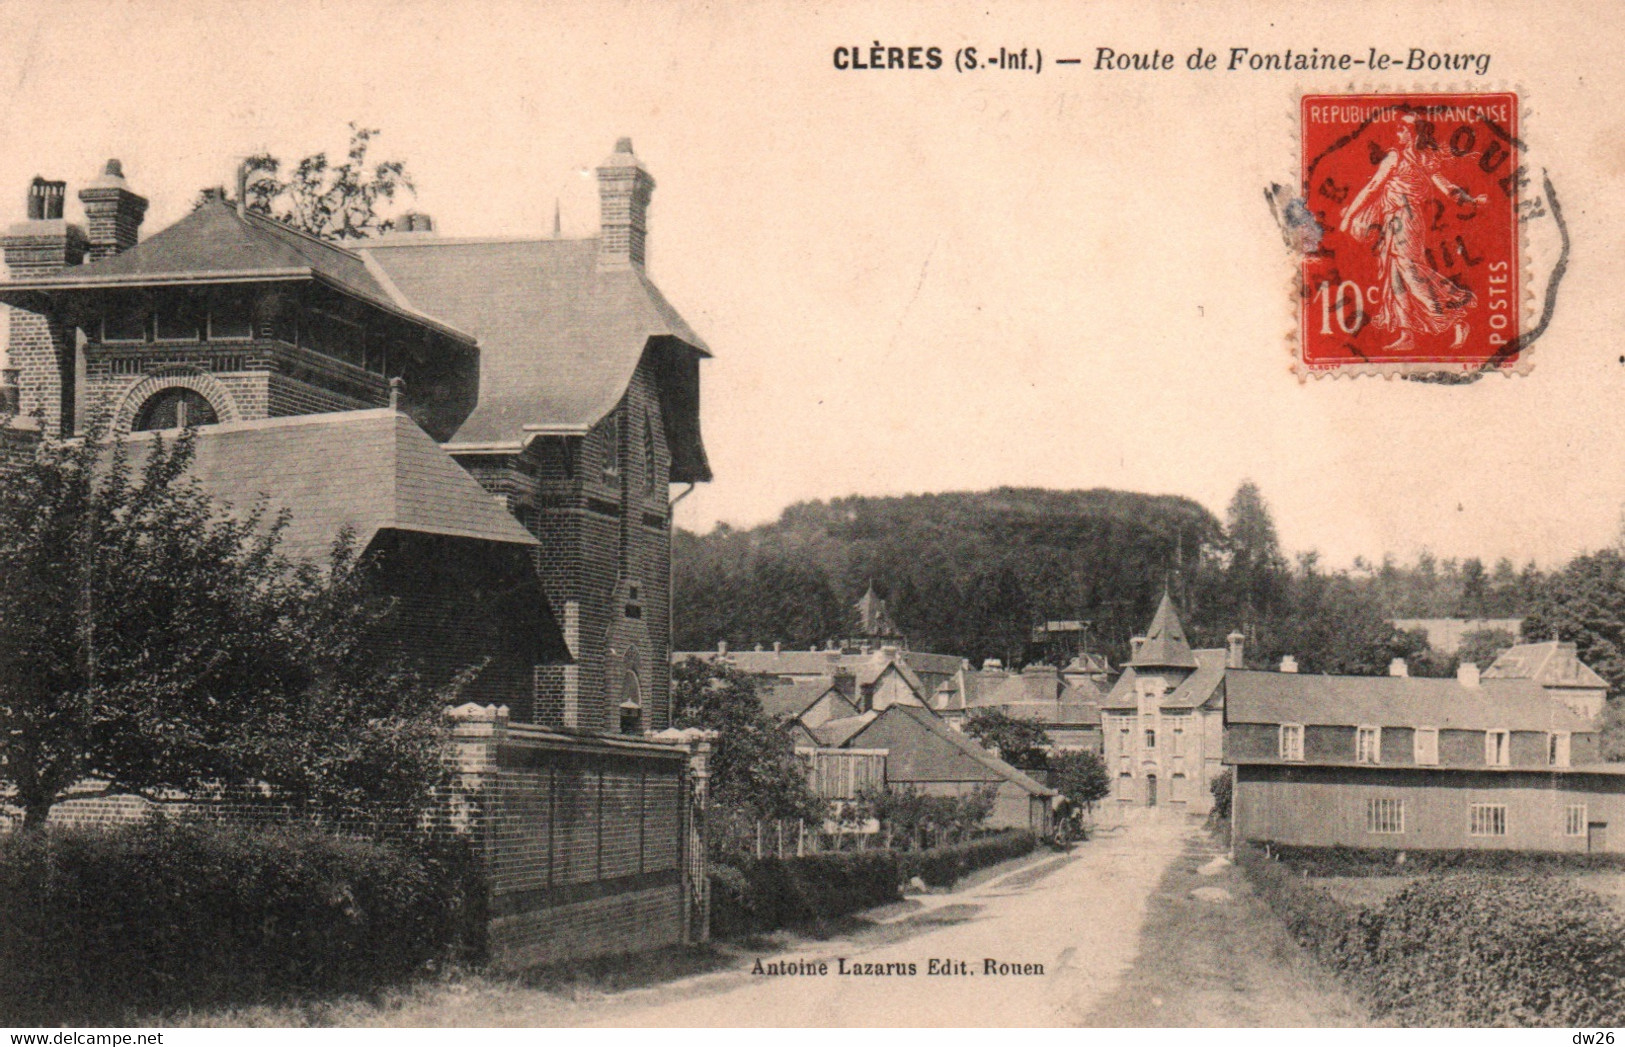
[1457,662,1480,688]
[1227,631,1246,669]
[1389,658,1409,678]
[3,177,88,436]
[77,160,147,260]
[596,137,654,271]
[1279,656,1298,673]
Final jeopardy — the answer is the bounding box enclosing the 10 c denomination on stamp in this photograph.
[1297,92,1521,375]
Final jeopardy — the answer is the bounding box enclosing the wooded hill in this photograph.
[673,487,1223,665]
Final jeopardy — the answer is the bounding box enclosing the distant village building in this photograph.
[1392,616,1526,655]
[1225,652,1621,852]
[1100,594,1231,813]
[683,591,1056,832]
[932,661,1106,753]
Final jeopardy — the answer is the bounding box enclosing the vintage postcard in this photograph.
[0,0,1623,1035]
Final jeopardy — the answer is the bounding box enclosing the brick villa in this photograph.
[0,140,713,964]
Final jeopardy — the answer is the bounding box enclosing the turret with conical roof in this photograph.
[1129,591,1198,670]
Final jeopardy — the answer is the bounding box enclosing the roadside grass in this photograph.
[1083,826,1379,1027]
[163,843,1063,1027]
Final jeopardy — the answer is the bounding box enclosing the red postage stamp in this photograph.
[1297,92,1521,375]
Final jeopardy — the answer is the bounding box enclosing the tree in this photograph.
[962,709,1051,771]
[1047,750,1110,813]
[1456,627,1517,673]
[1222,480,1288,633]
[0,428,454,830]
[234,124,414,241]
[670,658,821,824]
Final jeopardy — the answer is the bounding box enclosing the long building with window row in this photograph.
[1225,653,1625,853]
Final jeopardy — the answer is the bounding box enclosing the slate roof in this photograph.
[1224,668,1595,733]
[759,677,840,720]
[1485,641,1610,691]
[119,408,538,564]
[1105,648,1228,710]
[1130,592,1198,669]
[0,199,474,343]
[357,236,710,457]
[936,667,1103,725]
[846,705,1055,796]
[813,712,878,748]
[676,647,965,684]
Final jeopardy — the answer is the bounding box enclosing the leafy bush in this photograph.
[1361,874,1625,1026]
[0,818,476,1023]
[710,850,900,938]
[900,830,1038,888]
[1208,768,1233,819]
[1239,842,1625,1026]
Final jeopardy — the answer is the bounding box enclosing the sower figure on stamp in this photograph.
[1339,114,1488,351]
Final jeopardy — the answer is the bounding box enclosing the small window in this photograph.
[1170,773,1187,803]
[1565,804,1587,837]
[1366,798,1405,834]
[1144,729,1156,749]
[154,298,204,342]
[1414,727,1439,766]
[208,296,254,341]
[602,407,622,481]
[1469,803,1507,836]
[1279,723,1304,761]
[1356,725,1382,764]
[642,411,658,491]
[102,294,149,343]
[1117,771,1132,799]
[1549,732,1571,768]
[1485,729,1510,767]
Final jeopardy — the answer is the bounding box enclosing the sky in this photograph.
[0,0,1622,569]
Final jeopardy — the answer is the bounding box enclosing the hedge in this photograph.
[899,830,1038,888]
[711,850,901,938]
[710,829,1039,938]
[1264,842,1625,877]
[1238,843,1625,1026]
[0,817,477,1024]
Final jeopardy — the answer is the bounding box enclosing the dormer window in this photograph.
[1550,731,1571,768]
[1279,723,1304,761]
[1414,727,1439,765]
[1356,725,1382,764]
[1485,729,1510,767]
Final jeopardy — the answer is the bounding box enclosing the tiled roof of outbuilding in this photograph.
[1224,668,1594,733]
[1485,641,1610,690]
[847,705,1055,796]
[120,408,538,564]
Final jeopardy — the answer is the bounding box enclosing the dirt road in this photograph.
[594,811,1194,1027]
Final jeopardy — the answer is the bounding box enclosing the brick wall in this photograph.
[2,223,88,435]
[456,350,675,735]
[449,708,704,968]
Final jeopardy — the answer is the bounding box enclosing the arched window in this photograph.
[132,387,218,431]
[618,670,644,735]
